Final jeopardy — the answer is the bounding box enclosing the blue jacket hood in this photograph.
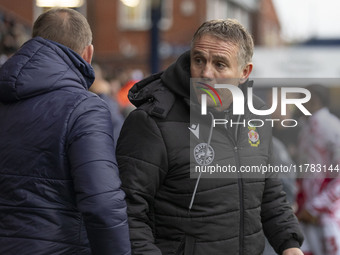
[0,37,95,103]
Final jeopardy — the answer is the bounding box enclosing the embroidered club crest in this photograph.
[248,126,260,147]
[194,143,215,165]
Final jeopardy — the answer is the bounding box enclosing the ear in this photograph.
[239,62,253,83]
[81,44,94,64]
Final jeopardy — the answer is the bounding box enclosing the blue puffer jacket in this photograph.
[0,37,130,255]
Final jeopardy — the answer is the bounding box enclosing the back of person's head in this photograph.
[191,19,254,68]
[306,84,330,108]
[32,8,92,55]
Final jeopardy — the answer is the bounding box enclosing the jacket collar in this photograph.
[0,37,95,103]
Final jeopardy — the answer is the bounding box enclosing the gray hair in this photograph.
[191,19,254,67]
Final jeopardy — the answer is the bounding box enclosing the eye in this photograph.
[216,62,227,69]
[194,57,204,65]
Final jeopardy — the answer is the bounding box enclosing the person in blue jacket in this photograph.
[0,8,130,255]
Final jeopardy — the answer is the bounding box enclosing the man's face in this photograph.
[190,34,252,111]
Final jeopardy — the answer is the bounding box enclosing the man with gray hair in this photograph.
[117,19,303,254]
[0,8,130,255]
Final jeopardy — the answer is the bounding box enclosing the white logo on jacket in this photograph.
[194,143,214,165]
[189,123,199,139]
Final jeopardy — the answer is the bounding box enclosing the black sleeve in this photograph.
[261,177,304,254]
[117,109,168,255]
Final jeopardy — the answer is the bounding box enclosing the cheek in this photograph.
[218,70,235,79]
[193,87,202,101]
[218,89,233,103]
[190,65,200,78]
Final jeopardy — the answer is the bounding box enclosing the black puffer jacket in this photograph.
[117,51,303,255]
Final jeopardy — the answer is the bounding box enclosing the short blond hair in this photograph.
[32,8,92,54]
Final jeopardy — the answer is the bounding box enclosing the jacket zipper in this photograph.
[234,146,243,255]
[225,112,244,255]
[189,112,215,211]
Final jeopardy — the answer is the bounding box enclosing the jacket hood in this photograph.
[161,50,191,99]
[0,37,95,103]
[129,50,191,102]
[127,51,191,119]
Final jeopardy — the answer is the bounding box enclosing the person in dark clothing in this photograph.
[117,19,303,255]
[0,8,130,255]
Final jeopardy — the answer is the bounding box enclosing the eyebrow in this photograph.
[191,50,231,67]
[211,54,231,68]
[213,54,229,62]
[191,49,205,57]
[192,50,229,61]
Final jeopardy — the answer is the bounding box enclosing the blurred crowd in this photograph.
[263,85,340,255]
[90,64,143,118]
[0,9,30,66]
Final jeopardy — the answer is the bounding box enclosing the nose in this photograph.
[201,63,214,79]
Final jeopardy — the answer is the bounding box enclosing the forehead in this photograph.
[191,34,239,58]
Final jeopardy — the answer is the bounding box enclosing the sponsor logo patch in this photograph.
[194,143,215,165]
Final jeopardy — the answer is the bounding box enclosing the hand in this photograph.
[297,209,318,224]
[282,247,304,255]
